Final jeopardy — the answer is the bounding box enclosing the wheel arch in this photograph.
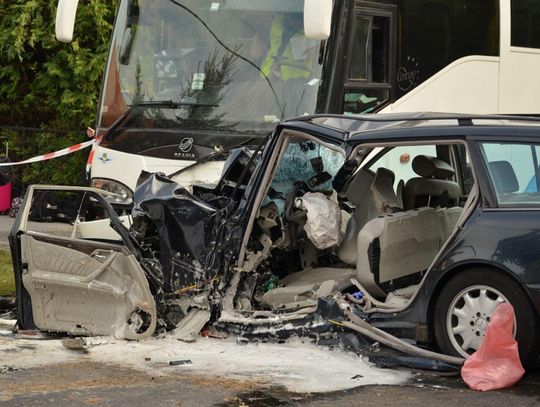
[426,261,535,343]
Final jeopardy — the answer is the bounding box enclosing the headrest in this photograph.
[371,167,401,210]
[489,161,519,193]
[373,167,395,186]
[412,155,455,179]
[345,168,374,206]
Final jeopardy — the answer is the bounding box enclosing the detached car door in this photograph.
[10,186,156,339]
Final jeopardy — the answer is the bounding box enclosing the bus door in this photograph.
[331,1,397,115]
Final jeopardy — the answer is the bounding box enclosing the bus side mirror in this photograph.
[304,0,332,40]
[55,0,80,43]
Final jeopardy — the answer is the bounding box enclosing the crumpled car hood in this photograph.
[132,172,226,293]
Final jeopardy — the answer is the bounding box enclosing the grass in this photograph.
[0,249,15,296]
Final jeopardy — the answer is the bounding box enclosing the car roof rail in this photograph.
[290,112,540,126]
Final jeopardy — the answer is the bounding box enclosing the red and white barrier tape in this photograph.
[86,135,103,174]
[0,139,96,167]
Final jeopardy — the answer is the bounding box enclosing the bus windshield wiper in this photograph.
[131,100,219,109]
[103,100,220,138]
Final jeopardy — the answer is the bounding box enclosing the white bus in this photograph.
[57,0,540,206]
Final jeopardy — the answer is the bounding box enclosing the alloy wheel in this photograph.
[445,284,509,358]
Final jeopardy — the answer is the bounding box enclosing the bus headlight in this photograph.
[91,178,133,206]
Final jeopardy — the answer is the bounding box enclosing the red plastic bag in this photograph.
[461,303,525,391]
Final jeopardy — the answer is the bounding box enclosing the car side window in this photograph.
[25,190,122,241]
[481,142,540,206]
[368,145,437,188]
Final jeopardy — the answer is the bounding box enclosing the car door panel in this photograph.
[21,233,156,339]
[15,186,156,339]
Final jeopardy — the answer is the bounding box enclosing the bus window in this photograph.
[349,17,370,80]
[343,88,389,114]
[396,0,499,98]
[342,6,394,114]
[511,0,540,49]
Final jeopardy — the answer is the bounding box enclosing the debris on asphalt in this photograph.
[0,318,16,331]
[200,327,228,339]
[236,337,249,346]
[0,335,410,393]
[62,338,87,351]
[61,336,117,352]
[169,359,193,366]
[173,309,211,343]
[0,365,17,374]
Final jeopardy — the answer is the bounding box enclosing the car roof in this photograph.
[284,112,540,140]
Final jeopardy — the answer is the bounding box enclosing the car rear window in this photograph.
[481,142,540,206]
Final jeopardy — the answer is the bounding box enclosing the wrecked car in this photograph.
[9,113,540,367]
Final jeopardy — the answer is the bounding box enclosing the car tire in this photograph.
[434,268,540,368]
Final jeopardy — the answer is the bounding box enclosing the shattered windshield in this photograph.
[266,139,345,213]
[98,0,323,136]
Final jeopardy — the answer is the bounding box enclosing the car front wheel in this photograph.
[434,268,540,368]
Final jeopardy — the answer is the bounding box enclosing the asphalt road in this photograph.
[0,361,538,406]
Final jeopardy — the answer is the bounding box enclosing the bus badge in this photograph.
[98,153,112,164]
[179,138,194,153]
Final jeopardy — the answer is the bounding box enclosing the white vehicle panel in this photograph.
[91,146,226,192]
[382,56,500,114]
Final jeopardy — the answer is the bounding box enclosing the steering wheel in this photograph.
[284,181,309,224]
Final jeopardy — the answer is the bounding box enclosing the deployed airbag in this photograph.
[296,192,342,249]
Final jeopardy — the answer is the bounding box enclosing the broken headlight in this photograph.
[91,178,133,206]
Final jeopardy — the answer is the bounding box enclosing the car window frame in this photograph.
[477,139,540,209]
[466,129,540,210]
[236,126,348,269]
[352,136,471,175]
[363,143,439,187]
[348,137,476,205]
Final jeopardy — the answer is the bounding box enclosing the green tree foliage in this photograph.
[0,0,118,187]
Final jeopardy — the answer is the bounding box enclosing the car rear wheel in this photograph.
[434,269,540,368]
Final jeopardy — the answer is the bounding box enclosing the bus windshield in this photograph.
[98,0,323,137]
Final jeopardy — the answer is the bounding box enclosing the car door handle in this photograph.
[82,251,118,283]
[91,249,112,262]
